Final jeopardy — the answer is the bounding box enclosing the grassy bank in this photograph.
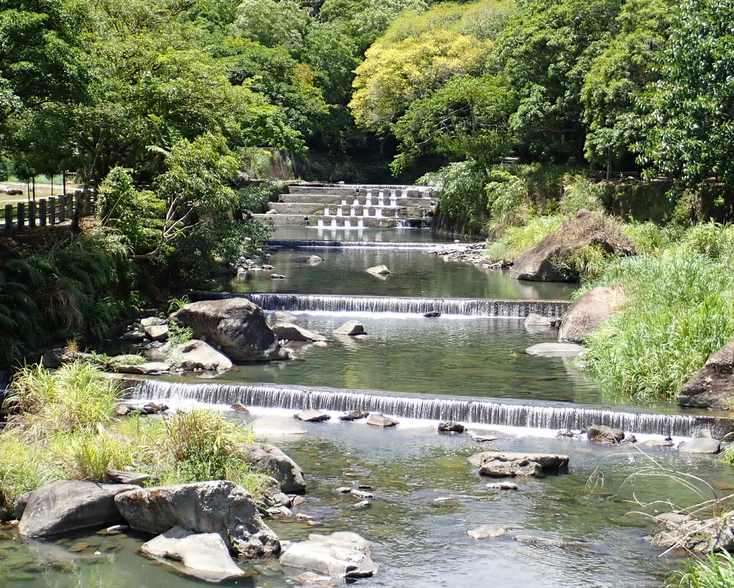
[0,363,267,518]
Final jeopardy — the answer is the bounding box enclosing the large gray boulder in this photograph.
[239,443,306,494]
[171,298,289,362]
[140,526,248,582]
[168,339,233,372]
[114,480,280,558]
[558,286,627,343]
[468,451,569,478]
[510,210,635,282]
[18,480,140,538]
[678,340,734,409]
[280,532,378,580]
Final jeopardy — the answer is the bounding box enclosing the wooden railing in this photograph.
[1,192,95,232]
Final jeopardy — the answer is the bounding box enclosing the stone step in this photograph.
[286,184,434,199]
[267,202,403,218]
[276,195,433,208]
[254,213,404,228]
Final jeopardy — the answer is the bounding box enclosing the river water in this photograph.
[2,227,731,588]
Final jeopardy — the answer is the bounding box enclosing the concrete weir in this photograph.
[126,379,734,438]
[190,292,571,318]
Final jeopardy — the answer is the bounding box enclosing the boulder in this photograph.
[140,526,247,582]
[438,422,465,433]
[339,411,369,421]
[586,425,625,445]
[141,316,166,327]
[678,340,734,409]
[272,322,327,342]
[279,531,378,580]
[114,480,280,558]
[558,286,627,343]
[366,413,398,427]
[469,451,569,478]
[239,443,306,494]
[510,210,635,282]
[365,265,390,276]
[168,339,233,372]
[333,321,366,336]
[40,347,93,369]
[678,438,721,454]
[302,255,323,266]
[295,409,331,422]
[646,512,734,554]
[144,324,169,342]
[525,343,584,358]
[18,480,140,538]
[171,298,289,362]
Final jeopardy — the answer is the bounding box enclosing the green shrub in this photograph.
[667,550,734,588]
[559,175,604,215]
[53,431,135,482]
[0,435,59,514]
[582,245,734,400]
[4,362,120,438]
[622,221,687,255]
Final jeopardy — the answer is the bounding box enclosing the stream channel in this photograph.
[3,227,734,588]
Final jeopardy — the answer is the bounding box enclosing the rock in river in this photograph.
[115,480,280,558]
[280,531,378,580]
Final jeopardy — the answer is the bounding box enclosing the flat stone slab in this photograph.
[140,526,247,582]
[525,343,584,358]
[334,321,366,336]
[468,451,569,471]
[295,409,331,422]
[366,413,399,427]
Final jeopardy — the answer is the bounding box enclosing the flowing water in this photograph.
[2,227,731,588]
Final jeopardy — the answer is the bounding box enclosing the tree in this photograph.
[391,74,514,173]
[636,0,734,207]
[496,0,625,162]
[231,0,311,58]
[581,0,675,171]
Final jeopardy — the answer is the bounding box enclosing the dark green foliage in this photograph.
[0,235,133,367]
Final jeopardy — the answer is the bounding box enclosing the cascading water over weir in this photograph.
[127,379,732,438]
[191,292,571,318]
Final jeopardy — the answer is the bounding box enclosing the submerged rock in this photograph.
[365,265,390,277]
[469,451,569,478]
[339,411,369,421]
[18,480,140,538]
[171,298,290,362]
[333,321,366,336]
[251,415,308,438]
[468,525,507,539]
[525,343,584,358]
[140,526,247,582]
[114,480,280,558]
[280,531,378,580]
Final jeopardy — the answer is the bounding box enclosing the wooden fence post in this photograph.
[16,203,25,231]
[58,195,66,222]
[48,197,56,225]
[66,194,73,219]
[28,201,36,228]
[4,205,12,232]
[39,199,47,227]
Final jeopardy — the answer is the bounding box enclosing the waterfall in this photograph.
[190,292,570,318]
[126,380,728,438]
[268,240,460,250]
